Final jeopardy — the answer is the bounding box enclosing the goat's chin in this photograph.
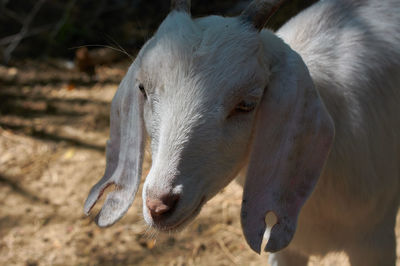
[147,196,206,233]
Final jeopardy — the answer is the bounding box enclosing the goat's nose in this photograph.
[146,194,180,219]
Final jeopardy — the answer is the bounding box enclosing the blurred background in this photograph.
[0,0,318,62]
[0,0,361,265]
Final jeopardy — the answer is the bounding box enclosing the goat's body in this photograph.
[265,0,400,263]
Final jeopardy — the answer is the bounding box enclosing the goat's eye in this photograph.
[138,83,147,99]
[228,100,257,118]
[235,100,256,113]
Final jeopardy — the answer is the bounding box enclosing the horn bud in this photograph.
[240,0,286,31]
[171,0,191,13]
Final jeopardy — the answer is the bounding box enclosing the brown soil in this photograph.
[0,61,398,266]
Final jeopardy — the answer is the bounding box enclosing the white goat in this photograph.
[84,0,400,265]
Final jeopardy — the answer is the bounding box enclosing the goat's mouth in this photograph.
[152,196,206,232]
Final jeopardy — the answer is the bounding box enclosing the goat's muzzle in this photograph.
[146,194,180,221]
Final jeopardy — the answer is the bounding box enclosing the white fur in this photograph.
[267,0,400,265]
[139,13,267,229]
[85,0,400,265]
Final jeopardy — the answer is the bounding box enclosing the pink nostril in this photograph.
[146,194,180,218]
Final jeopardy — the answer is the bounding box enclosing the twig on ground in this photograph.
[3,0,46,64]
[1,6,24,24]
[216,238,239,265]
[0,25,53,46]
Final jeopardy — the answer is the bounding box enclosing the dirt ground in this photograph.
[0,61,398,266]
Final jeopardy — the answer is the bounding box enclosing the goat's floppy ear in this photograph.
[84,64,145,227]
[241,50,334,253]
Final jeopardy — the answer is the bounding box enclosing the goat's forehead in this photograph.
[137,13,263,96]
